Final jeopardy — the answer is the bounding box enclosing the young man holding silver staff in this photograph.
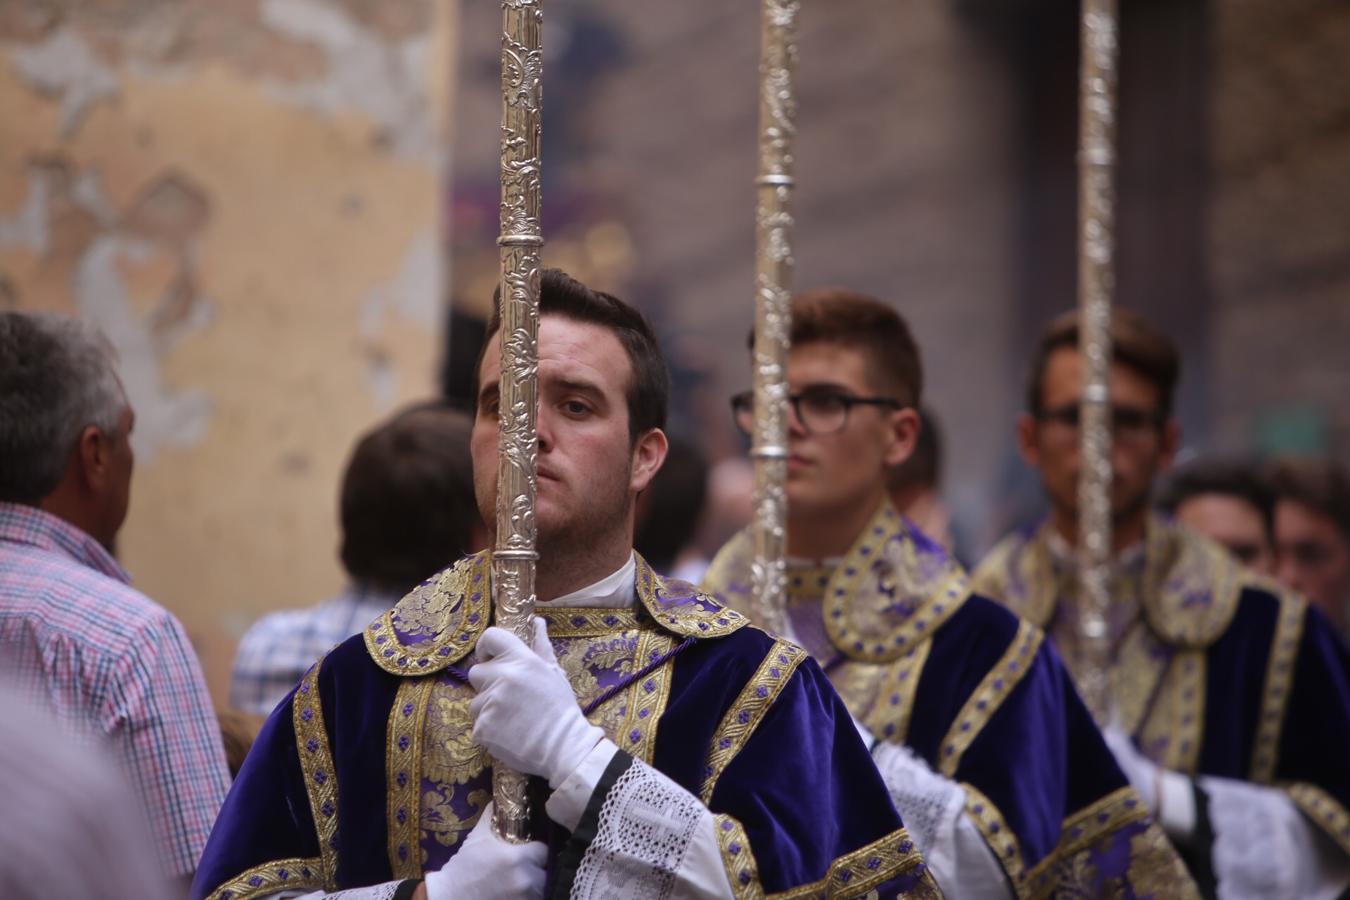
[703,289,1197,899]
[192,270,942,900]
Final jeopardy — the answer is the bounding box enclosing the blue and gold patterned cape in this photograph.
[192,552,940,899]
[973,514,1350,861]
[703,501,1194,899]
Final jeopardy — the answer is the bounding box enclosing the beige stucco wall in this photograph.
[0,0,457,706]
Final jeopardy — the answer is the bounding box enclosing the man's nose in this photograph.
[786,402,808,438]
[537,408,554,453]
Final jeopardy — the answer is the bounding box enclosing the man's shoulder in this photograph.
[0,546,178,651]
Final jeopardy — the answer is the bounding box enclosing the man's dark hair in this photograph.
[1026,309,1180,418]
[339,402,481,593]
[888,406,942,492]
[634,435,709,573]
[1265,457,1350,539]
[1157,458,1275,539]
[476,268,669,442]
[749,289,922,405]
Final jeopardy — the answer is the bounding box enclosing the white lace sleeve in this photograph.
[871,740,1012,899]
[1200,775,1350,900]
[566,756,734,900]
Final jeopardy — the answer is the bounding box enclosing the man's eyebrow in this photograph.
[553,378,607,402]
[797,381,855,394]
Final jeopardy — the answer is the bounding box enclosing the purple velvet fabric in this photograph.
[193,607,928,898]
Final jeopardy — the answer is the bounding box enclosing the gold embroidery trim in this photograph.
[387,678,432,878]
[636,553,749,638]
[615,629,677,763]
[859,640,932,746]
[365,554,490,675]
[769,827,932,899]
[1285,781,1350,857]
[939,619,1042,777]
[1024,786,1151,893]
[700,640,807,804]
[538,607,648,637]
[1112,623,1168,738]
[1250,593,1305,784]
[714,813,765,900]
[1138,649,1205,774]
[204,856,325,900]
[962,782,1025,889]
[823,503,968,664]
[293,661,340,890]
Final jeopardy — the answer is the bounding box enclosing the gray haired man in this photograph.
[0,312,230,891]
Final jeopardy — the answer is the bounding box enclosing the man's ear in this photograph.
[882,407,921,468]
[74,425,112,493]
[630,428,669,495]
[1016,413,1040,468]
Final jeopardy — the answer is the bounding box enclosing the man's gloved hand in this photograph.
[421,802,547,900]
[1102,727,1196,841]
[469,618,605,788]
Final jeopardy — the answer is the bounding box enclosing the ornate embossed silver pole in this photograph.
[1075,0,1119,726]
[749,0,799,638]
[492,0,543,842]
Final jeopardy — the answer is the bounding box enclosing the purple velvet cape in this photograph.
[192,556,939,899]
[703,505,1192,896]
[974,516,1350,860]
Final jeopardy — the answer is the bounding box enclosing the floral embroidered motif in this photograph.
[823,503,969,664]
[293,660,340,889]
[1285,781,1350,857]
[364,554,491,675]
[714,814,764,900]
[939,619,1042,778]
[204,857,324,900]
[368,554,743,678]
[1024,787,1152,896]
[700,640,807,804]
[962,782,1024,886]
[1250,591,1305,784]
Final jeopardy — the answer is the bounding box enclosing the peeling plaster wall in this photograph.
[0,0,456,705]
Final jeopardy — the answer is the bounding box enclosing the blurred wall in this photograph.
[0,0,457,705]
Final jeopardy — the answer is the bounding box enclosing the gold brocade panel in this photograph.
[387,619,678,874]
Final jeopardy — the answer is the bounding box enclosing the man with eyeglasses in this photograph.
[704,289,1194,898]
[973,309,1350,897]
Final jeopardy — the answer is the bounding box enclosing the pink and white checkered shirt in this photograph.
[0,503,230,878]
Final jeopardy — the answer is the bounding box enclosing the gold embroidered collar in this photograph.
[364,551,747,675]
[985,515,1244,649]
[821,500,970,663]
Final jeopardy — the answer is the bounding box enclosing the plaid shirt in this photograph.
[0,503,230,877]
[230,583,399,715]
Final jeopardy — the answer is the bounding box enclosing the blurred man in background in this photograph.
[975,308,1350,897]
[1156,458,1276,575]
[1267,457,1350,637]
[231,401,484,716]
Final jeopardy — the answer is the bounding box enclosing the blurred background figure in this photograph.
[0,686,173,900]
[1156,457,1276,575]
[230,402,484,717]
[0,312,228,889]
[887,405,959,559]
[1266,457,1350,637]
[634,434,710,582]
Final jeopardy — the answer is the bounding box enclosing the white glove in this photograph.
[422,802,547,900]
[1101,728,1196,841]
[469,619,605,788]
